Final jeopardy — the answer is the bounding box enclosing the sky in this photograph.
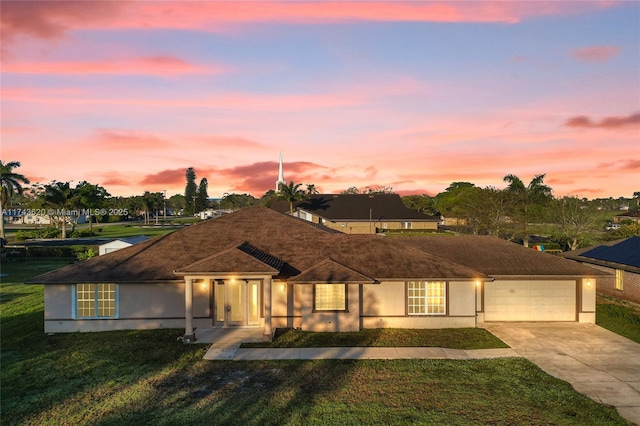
[1,1,639,199]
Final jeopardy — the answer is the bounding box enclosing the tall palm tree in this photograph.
[1,161,31,239]
[503,173,552,247]
[278,181,305,214]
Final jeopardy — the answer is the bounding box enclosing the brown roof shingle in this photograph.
[399,235,610,277]
[28,207,604,285]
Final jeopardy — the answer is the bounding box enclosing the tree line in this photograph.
[2,161,638,248]
[401,177,640,250]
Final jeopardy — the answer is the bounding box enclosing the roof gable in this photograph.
[175,244,280,274]
[288,258,376,283]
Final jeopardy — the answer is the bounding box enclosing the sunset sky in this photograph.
[2,1,639,199]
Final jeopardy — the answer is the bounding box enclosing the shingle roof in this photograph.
[288,258,376,283]
[175,245,280,275]
[271,193,439,222]
[561,237,640,272]
[28,207,480,284]
[28,206,603,285]
[399,235,609,277]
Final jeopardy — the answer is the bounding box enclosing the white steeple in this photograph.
[276,152,285,191]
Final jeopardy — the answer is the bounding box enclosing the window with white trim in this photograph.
[408,281,446,315]
[314,284,347,311]
[75,284,118,318]
[615,270,624,290]
[403,222,412,229]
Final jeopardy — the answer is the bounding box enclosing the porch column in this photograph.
[264,276,273,337]
[184,277,195,341]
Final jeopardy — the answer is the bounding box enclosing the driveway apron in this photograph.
[483,322,640,425]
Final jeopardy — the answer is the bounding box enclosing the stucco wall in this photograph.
[44,282,212,333]
[361,280,477,329]
[288,284,360,332]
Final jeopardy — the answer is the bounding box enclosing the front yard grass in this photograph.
[0,260,628,425]
[242,327,508,349]
[597,295,640,344]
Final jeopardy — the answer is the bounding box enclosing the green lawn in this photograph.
[597,295,640,344]
[0,260,627,425]
[84,224,181,239]
[242,327,508,349]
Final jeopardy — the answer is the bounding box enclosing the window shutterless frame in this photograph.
[72,284,119,319]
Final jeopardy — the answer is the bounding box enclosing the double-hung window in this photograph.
[408,281,446,315]
[314,284,347,311]
[74,284,118,318]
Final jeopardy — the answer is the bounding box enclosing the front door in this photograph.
[215,280,261,326]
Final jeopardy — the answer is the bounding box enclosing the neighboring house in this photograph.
[614,210,640,225]
[271,193,440,234]
[561,237,640,305]
[29,207,606,340]
[98,236,150,256]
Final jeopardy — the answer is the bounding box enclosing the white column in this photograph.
[184,277,194,340]
[263,276,273,337]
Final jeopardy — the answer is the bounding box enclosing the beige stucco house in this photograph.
[30,207,607,340]
[271,193,440,234]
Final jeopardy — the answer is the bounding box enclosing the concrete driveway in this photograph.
[483,322,640,425]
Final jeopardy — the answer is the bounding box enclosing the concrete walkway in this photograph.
[198,327,517,361]
[483,322,640,425]
[204,345,518,361]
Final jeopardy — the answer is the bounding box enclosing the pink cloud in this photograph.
[217,161,328,194]
[95,129,174,150]
[1,0,125,41]
[571,45,620,63]
[565,112,640,129]
[620,159,640,170]
[138,168,194,186]
[2,1,618,45]
[2,55,216,76]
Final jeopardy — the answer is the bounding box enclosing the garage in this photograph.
[484,280,576,321]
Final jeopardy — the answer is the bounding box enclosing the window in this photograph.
[314,284,347,311]
[408,281,446,315]
[75,284,117,318]
[615,270,624,291]
[403,222,412,229]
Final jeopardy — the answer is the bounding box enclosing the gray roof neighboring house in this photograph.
[271,193,439,222]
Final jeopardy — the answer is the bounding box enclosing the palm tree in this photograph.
[1,161,31,239]
[278,181,305,214]
[503,173,552,247]
[306,184,319,195]
[42,181,76,238]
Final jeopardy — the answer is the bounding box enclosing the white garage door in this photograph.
[484,280,576,321]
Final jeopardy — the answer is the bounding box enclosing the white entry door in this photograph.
[216,280,261,326]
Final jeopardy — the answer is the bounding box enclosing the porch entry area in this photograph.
[214,279,261,327]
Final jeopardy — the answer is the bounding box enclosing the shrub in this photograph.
[13,227,61,241]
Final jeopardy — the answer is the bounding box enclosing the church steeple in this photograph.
[276,152,285,192]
